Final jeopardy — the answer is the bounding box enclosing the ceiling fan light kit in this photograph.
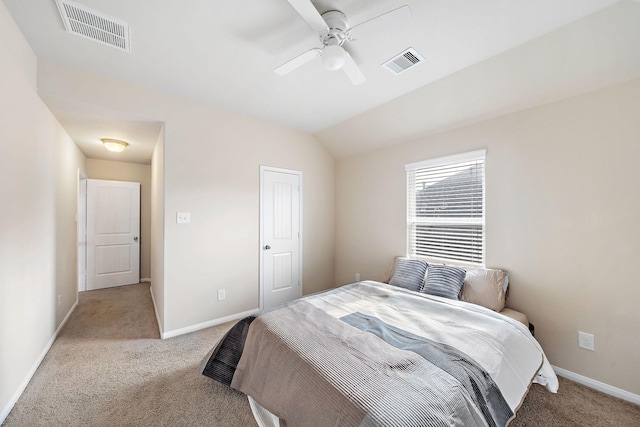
[322,44,345,70]
[276,0,411,85]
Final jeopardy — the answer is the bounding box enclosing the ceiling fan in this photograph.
[275,0,411,85]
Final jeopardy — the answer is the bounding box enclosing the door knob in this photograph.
[264,245,271,250]
[133,236,139,241]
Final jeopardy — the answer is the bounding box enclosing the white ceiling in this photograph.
[318,0,640,157]
[40,95,163,164]
[3,0,636,162]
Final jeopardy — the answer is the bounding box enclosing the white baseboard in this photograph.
[553,365,640,405]
[149,286,163,338]
[161,308,259,339]
[140,277,151,283]
[0,299,78,424]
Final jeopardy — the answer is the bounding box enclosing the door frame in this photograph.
[259,166,303,310]
[77,169,87,292]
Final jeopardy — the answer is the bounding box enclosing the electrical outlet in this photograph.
[217,289,225,301]
[578,331,595,351]
[176,212,191,224]
[58,295,62,306]
[355,273,360,282]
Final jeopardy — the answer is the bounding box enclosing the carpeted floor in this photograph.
[4,283,640,426]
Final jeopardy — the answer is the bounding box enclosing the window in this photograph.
[406,150,485,266]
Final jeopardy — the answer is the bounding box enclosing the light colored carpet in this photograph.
[4,283,640,426]
[3,284,256,427]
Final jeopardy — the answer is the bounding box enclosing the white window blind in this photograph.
[406,150,486,266]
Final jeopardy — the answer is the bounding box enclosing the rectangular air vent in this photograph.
[55,0,131,52]
[382,47,424,75]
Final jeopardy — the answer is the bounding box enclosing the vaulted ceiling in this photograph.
[4,0,640,161]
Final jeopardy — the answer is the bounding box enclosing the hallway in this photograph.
[3,284,257,426]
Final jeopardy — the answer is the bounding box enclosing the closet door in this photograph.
[260,167,302,310]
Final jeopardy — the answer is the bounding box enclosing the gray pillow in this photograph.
[421,265,466,299]
[388,258,428,292]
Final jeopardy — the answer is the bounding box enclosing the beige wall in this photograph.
[161,102,335,333]
[335,77,640,395]
[0,2,86,418]
[86,159,152,280]
[36,61,336,336]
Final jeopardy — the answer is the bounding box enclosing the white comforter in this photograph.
[236,281,558,426]
[307,281,558,410]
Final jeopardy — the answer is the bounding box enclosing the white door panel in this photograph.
[272,253,293,290]
[261,168,301,310]
[87,179,140,290]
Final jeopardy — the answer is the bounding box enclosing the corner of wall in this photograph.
[150,125,165,335]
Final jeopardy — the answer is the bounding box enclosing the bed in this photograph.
[201,262,558,427]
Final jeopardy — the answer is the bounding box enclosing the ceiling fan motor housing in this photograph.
[320,10,349,45]
[276,2,412,85]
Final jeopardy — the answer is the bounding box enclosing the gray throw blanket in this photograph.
[341,312,512,427]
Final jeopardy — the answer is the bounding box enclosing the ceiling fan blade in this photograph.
[286,0,329,33]
[347,5,411,41]
[275,48,322,75]
[342,51,366,86]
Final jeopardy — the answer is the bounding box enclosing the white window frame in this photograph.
[406,149,486,267]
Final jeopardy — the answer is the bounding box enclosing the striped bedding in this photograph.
[201,281,558,427]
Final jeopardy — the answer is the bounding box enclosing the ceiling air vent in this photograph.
[382,47,424,75]
[55,0,131,52]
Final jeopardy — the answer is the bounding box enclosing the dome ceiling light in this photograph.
[101,138,129,153]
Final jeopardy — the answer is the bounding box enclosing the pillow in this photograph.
[460,268,509,311]
[421,265,466,300]
[388,257,428,292]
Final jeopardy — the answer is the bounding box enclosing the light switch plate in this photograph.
[176,212,190,224]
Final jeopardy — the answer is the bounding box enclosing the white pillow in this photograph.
[460,268,509,311]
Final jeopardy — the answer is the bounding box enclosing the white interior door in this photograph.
[87,179,140,290]
[261,167,302,310]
